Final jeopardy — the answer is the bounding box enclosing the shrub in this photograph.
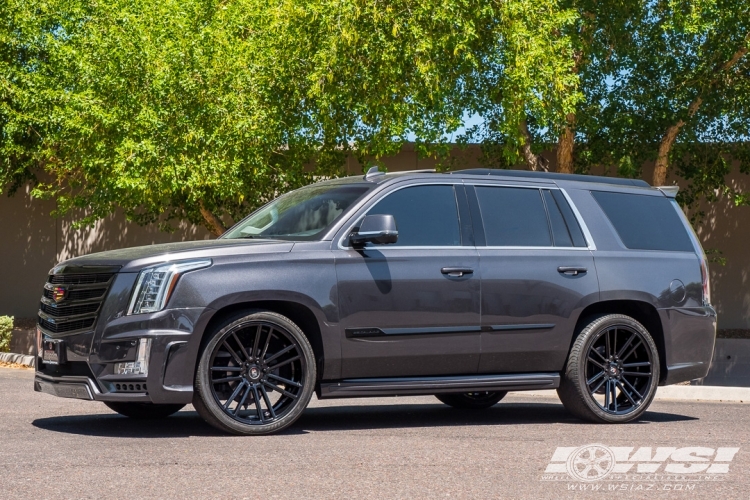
[0,316,13,352]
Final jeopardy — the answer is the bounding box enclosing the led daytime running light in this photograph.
[128,259,211,315]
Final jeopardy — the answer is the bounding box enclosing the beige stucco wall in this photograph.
[1,143,748,328]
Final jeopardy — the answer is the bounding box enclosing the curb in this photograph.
[0,352,35,367]
[513,386,750,403]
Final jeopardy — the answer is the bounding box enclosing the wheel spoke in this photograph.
[622,362,651,368]
[251,384,264,423]
[260,384,277,419]
[621,376,643,400]
[223,381,246,410]
[590,347,607,362]
[259,328,274,361]
[262,380,298,399]
[267,373,302,388]
[612,381,618,412]
[616,381,638,406]
[211,366,242,372]
[234,384,251,416]
[616,333,637,359]
[623,371,651,377]
[264,344,297,365]
[604,380,611,410]
[222,341,243,365]
[252,325,262,361]
[587,371,605,387]
[590,377,607,394]
[587,356,606,370]
[232,332,251,362]
[212,376,243,384]
[622,340,643,362]
[267,355,301,371]
[605,329,612,358]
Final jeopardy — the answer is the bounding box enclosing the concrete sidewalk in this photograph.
[516,385,750,403]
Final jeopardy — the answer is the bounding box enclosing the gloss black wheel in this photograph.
[435,391,507,409]
[193,311,316,435]
[104,402,185,419]
[558,314,659,423]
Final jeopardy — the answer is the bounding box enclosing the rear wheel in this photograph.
[193,311,316,435]
[557,314,659,423]
[104,402,185,419]
[435,391,507,409]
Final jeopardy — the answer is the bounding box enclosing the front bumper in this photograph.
[35,306,214,404]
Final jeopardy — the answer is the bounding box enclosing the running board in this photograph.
[318,373,560,399]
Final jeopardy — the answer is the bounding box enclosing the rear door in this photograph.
[467,183,599,374]
[334,182,481,378]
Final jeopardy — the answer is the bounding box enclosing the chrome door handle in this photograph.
[441,267,474,277]
[558,266,587,276]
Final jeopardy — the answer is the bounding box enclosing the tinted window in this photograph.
[367,185,461,246]
[550,190,587,247]
[543,190,573,247]
[591,191,693,251]
[475,187,552,246]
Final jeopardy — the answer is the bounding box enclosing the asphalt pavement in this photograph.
[1,367,748,499]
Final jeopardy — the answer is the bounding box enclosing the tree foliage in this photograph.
[1,0,748,234]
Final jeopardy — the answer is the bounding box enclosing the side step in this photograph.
[319,373,560,399]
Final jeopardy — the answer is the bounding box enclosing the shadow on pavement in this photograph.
[31,401,697,438]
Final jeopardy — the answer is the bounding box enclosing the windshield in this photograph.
[222,183,371,241]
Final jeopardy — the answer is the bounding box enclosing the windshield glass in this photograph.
[222,183,370,240]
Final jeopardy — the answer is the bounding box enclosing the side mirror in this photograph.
[350,214,398,246]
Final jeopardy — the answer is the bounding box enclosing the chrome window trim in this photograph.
[335,179,597,251]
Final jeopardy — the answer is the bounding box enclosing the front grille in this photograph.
[44,288,107,301]
[40,302,100,317]
[48,273,114,285]
[38,269,117,335]
[38,316,96,334]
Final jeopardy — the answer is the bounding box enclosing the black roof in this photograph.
[452,169,650,188]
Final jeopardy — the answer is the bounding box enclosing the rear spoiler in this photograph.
[657,186,679,198]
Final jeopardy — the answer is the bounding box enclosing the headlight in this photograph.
[127,259,212,315]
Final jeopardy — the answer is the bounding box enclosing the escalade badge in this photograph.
[52,286,66,303]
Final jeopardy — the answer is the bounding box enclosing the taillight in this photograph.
[700,257,711,305]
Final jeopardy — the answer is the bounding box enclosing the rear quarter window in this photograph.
[591,191,693,252]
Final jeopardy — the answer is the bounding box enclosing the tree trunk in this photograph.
[199,201,227,237]
[652,35,748,186]
[519,120,549,172]
[556,113,576,174]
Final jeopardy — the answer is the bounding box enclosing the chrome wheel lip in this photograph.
[208,320,305,426]
[584,324,654,416]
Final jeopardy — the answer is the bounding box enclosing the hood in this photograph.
[52,239,294,274]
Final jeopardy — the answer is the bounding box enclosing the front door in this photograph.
[335,183,481,378]
[465,184,600,374]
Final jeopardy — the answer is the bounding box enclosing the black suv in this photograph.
[34,169,716,434]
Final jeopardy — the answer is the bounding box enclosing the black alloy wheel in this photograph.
[193,311,316,435]
[436,391,507,409]
[557,314,659,423]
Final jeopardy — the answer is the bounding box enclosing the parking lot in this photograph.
[0,367,747,499]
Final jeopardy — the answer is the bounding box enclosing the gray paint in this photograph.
[33,170,717,405]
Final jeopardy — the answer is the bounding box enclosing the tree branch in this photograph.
[653,33,749,186]
[199,200,227,237]
[519,120,549,172]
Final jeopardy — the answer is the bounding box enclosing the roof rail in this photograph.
[452,168,650,188]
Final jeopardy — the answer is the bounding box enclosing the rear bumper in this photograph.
[661,305,717,385]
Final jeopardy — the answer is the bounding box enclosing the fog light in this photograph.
[114,338,152,376]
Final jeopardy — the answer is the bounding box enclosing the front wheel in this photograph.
[436,391,507,409]
[104,402,185,419]
[193,311,316,435]
[557,314,659,423]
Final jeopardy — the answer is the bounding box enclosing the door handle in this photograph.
[441,267,474,277]
[558,266,588,276]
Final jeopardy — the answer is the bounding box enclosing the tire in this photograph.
[104,402,185,419]
[557,314,660,423]
[435,391,507,409]
[193,311,316,435]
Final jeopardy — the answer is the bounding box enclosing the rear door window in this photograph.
[591,191,693,251]
[366,185,461,246]
[474,187,552,246]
